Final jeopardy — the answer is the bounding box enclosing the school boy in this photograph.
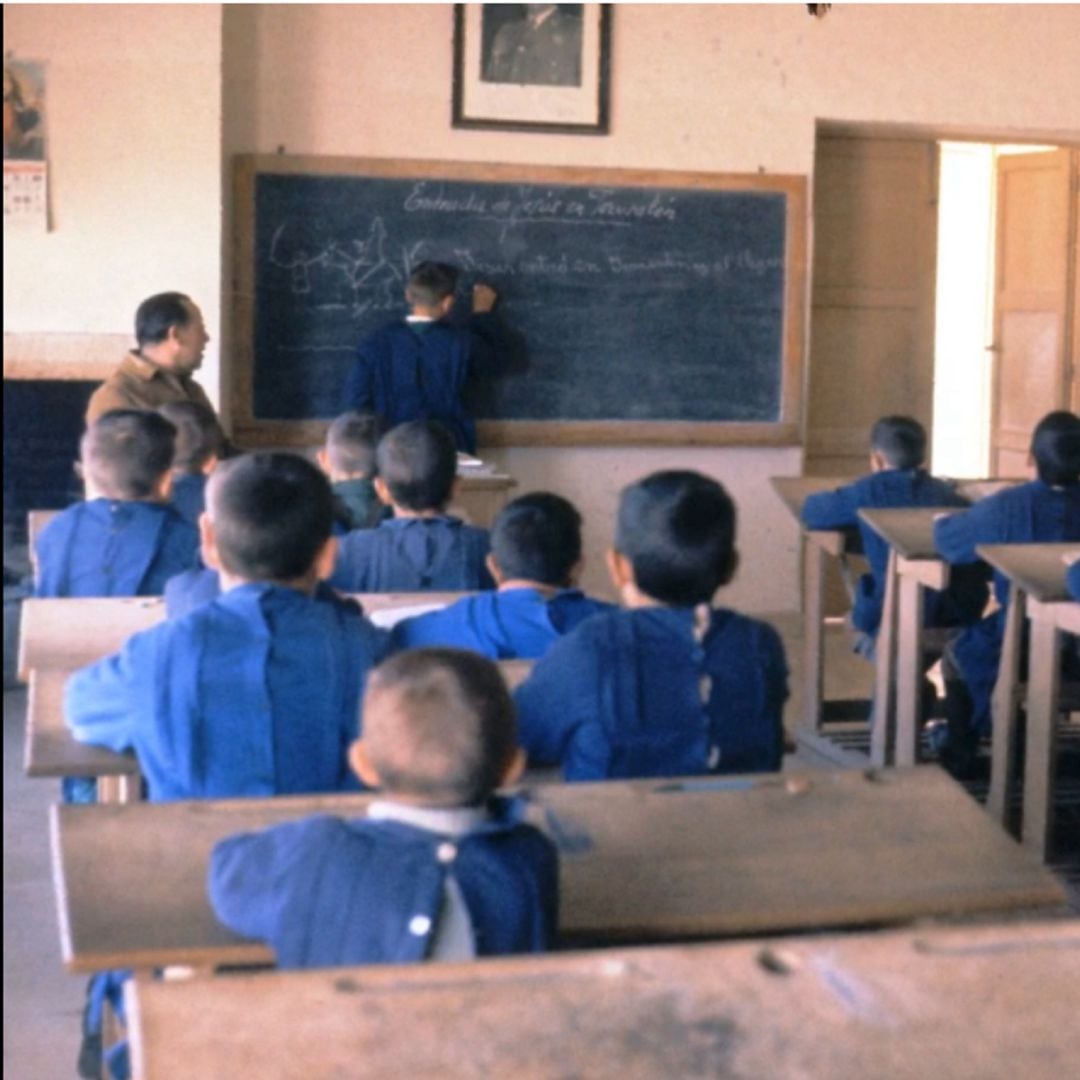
[329,420,495,593]
[514,470,788,782]
[317,409,390,534]
[801,415,988,651]
[34,409,199,598]
[343,261,502,453]
[209,648,559,967]
[933,410,1080,776]
[157,400,221,527]
[65,452,389,801]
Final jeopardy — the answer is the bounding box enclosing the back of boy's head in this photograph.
[405,261,459,309]
[206,452,333,580]
[325,410,383,477]
[362,648,517,806]
[80,409,177,500]
[375,421,457,511]
[156,401,221,474]
[492,492,582,586]
[869,416,927,471]
[615,470,737,606]
[1031,410,1080,485]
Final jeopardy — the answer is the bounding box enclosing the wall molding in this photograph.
[3,333,128,380]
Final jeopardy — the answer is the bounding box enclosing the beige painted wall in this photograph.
[6,4,1080,609]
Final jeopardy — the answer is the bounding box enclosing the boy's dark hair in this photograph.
[157,401,221,474]
[615,470,737,606]
[362,648,517,806]
[375,421,457,511]
[135,292,194,348]
[491,492,582,587]
[207,452,334,581]
[870,416,927,471]
[1031,410,1080,486]
[405,261,459,309]
[80,409,177,500]
[325,410,384,477]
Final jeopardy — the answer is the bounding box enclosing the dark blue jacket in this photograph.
[170,473,207,528]
[802,469,985,636]
[330,516,495,593]
[331,477,388,536]
[391,586,613,659]
[935,480,1080,731]
[1068,559,1080,601]
[35,499,199,598]
[514,606,788,782]
[208,797,558,968]
[65,582,390,801]
[345,316,502,453]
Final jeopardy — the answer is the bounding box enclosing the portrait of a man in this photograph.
[482,4,584,88]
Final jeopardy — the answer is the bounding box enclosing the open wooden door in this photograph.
[990,149,1079,476]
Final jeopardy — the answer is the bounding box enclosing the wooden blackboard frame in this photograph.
[231,154,806,448]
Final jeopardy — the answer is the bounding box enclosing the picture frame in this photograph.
[452,4,611,135]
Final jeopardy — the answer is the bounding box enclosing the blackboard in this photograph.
[232,157,805,446]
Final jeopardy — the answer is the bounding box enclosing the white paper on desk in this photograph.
[368,603,449,629]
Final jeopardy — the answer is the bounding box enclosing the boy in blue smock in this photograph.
[514,470,788,782]
[344,261,502,454]
[391,492,612,658]
[933,410,1080,777]
[157,400,221,527]
[329,420,495,593]
[801,416,988,655]
[34,409,199,598]
[209,647,558,968]
[317,409,390,534]
[65,451,389,801]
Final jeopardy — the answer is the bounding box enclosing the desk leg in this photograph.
[895,566,925,768]
[870,550,898,767]
[1022,615,1061,860]
[988,587,1025,827]
[803,539,826,734]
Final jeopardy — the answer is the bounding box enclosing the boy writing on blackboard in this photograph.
[343,261,502,454]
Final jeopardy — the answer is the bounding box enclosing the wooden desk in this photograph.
[51,767,1064,973]
[977,543,1080,859]
[126,920,1080,1080]
[770,476,861,736]
[449,471,517,528]
[26,660,531,799]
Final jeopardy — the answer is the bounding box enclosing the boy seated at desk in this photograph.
[329,420,495,593]
[390,492,613,658]
[933,410,1080,778]
[800,415,988,659]
[209,648,558,967]
[513,470,788,782]
[318,409,391,534]
[34,409,199,598]
[157,400,222,527]
[65,451,389,800]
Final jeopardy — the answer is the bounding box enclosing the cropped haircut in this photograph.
[362,648,517,806]
[615,470,737,606]
[206,452,334,581]
[325,410,383,476]
[405,261,459,309]
[1031,411,1080,486]
[870,416,927,471]
[157,401,221,473]
[80,409,177,500]
[135,292,194,349]
[491,492,582,586]
[375,421,457,511]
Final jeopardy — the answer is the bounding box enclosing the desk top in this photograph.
[127,920,1080,1080]
[770,476,855,522]
[976,544,1080,603]
[52,767,1063,972]
[858,507,950,560]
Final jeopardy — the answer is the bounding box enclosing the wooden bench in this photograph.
[51,767,1064,973]
[125,920,1080,1079]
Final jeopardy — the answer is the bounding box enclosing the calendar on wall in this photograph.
[4,57,49,229]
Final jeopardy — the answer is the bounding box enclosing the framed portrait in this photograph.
[452,4,611,135]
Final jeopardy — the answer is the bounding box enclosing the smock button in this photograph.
[408,915,432,936]
[707,745,721,770]
[436,842,457,864]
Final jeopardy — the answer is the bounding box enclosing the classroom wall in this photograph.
[6,4,1080,609]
